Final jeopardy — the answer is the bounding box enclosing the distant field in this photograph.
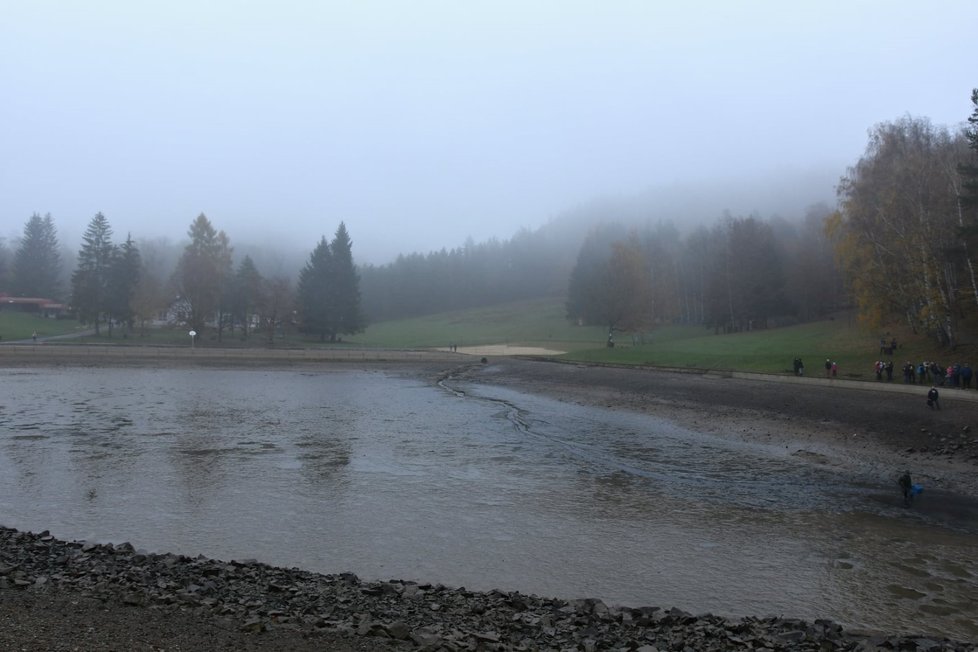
[0,313,87,342]
[357,300,978,379]
[7,297,978,380]
[351,297,608,351]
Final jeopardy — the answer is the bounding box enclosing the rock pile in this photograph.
[0,526,971,651]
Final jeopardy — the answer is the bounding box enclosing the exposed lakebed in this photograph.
[0,367,975,639]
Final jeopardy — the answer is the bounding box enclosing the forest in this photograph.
[1,89,976,348]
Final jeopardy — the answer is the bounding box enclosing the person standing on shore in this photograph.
[898,470,913,505]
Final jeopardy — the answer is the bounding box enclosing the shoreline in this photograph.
[1,526,973,651]
[2,349,977,648]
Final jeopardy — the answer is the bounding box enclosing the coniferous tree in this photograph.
[12,213,62,299]
[297,236,333,341]
[107,234,141,334]
[328,222,365,340]
[213,231,234,342]
[0,238,11,292]
[174,214,229,334]
[231,255,264,336]
[71,213,116,335]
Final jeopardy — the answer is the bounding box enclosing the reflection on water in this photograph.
[0,367,975,640]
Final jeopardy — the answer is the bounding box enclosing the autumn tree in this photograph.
[173,214,231,335]
[12,213,62,299]
[637,221,682,328]
[830,116,971,345]
[959,88,978,215]
[70,213,116,335]
[259,276,294,344]
[131,239,170,336]
[957,88,978,306]
[566,226,653,340]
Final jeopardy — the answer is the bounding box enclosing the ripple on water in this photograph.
[886,585,927,600]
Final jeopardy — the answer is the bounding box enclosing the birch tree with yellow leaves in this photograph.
[829,116,974,346]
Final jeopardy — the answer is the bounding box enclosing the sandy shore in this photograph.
[2,347,977,649]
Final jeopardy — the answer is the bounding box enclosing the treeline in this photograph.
[565,207,845,337]
[566,88,978,346]
[359,228,576,321]
[0,212,363,343]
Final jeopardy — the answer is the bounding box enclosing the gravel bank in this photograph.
[1,527,973,651]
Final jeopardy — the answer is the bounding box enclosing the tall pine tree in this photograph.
[328,222,365,340]
[297,224,365,342]
[231,255,264,337]
[297,236,333,341]
[71,213,116,336]
[107,234,141,335]
[12,213,62,299]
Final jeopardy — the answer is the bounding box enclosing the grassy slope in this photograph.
[351,297,607,351]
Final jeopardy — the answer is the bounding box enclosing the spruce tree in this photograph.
[328,222,365,340]
[12,213,62,299]
[71,213,116,335]
[231,255,264,336]
[107,234,141,334]
[297,236,332,341]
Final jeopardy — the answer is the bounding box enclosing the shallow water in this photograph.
[0,367,975,639]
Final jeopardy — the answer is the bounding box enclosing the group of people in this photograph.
[872,359,895,381]
[823,358,838,377]
[791,357,840,377]
[873,360,974,388]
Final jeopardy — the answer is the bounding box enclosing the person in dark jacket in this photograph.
[898,470,913,505]
[927,386,940,410]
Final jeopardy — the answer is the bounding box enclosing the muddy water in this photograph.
[0,367,975,639]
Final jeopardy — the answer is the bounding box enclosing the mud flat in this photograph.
[452,358,978,501]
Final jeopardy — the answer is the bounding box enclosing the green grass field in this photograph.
[6,297,976,380]
[0,312,88,342]
[350,297,607,351]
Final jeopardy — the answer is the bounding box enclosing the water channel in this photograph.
[0,367,975,640]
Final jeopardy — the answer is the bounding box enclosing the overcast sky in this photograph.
[2,1,975,264]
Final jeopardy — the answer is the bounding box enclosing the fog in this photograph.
[1,1,974,264]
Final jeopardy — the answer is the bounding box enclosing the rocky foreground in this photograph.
[0,527,972,651]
